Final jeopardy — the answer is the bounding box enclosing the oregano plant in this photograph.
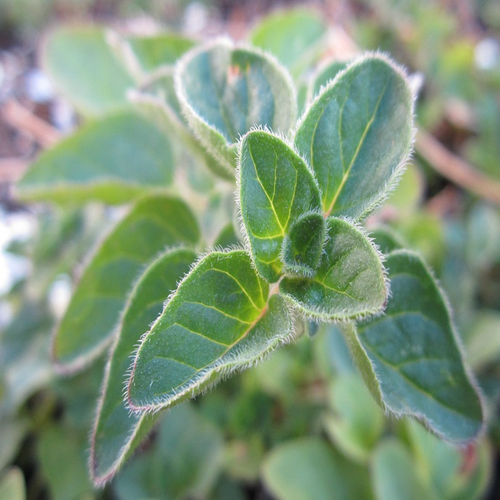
[15,16,485,490]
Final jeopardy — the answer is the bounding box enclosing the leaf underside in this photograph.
[295,55,413,219]
[344,250,484,442]
[239,130,321,282]
[53,196,200,372]
[128,250,293,411]
[91,248,197,484]
[281,217,387,320]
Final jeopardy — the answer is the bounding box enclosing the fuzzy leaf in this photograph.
[176,39,296,174]
[239,130,321,282]
[310,60,349,98]
[128,250,293,411]
[42,27,134,117]
[282,212,326,277]
[343,250,484,442]
[91,248,197,485]
[262,438,374,500]
[53,196,200,372]
[280,217,387,320]
[295,55,414,219]
[17,110,174,205]
[250,8,328,78]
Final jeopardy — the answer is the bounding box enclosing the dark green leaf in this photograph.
[262,438,374,500]
[295,55,414,219]
[281,217,387,320]
[17,110,174,205]
[238,130,321,282]
[42,27,134,117]
[53,195,200,372]
[282,212,326,277]
[176,40,296,173]
[128,250,293,411]
[343,250,484,442]
[250,8,328,78]
[91,248,196,485]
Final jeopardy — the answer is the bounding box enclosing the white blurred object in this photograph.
[48,274,72,318]
[184,2,208,35]
[408,71,425,98]
[24,68,54,103]
[0,300,13,328]
[51,97,76,133]
[0,252,31,295]
[475,38,500,71]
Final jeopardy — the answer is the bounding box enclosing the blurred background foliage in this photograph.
[0,0,500,499]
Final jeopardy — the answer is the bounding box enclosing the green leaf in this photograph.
[262,438,374,500]
[213,222,240,248]
[310,59,349,98]
[17,110,174,205]
[372,440,440,500]
[465,310,500,370]
[42,26,134,117]
[295,54,414,219]
[238,130,321,282]
[280,217,387,320]
[370,226,404,255]
[91,248,196,485]
[176,39,297,174]
[324,374,384,462]
[128,250,293,411]
[53,195,200,372]
[114,403,223,500]
[282,212,326,277]
[343,250,484,442]
[0,468,25,500]
[250,8,328,78]
[0,419,28,471]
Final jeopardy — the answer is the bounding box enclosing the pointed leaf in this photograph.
[53,195,200,372]
[128,250,293,411]
[176,39,296,173]
[281,217,387,320]
[343,250,484,442]
[42,26,134,117]
[239,130,321,282]
[250,8,328,78]
[282,212,326,277]
[295,54,414,219]
[91,248,196,485]
[17,110,174,204]
[262,438,374,500]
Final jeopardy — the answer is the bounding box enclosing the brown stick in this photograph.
[1,99,61,148]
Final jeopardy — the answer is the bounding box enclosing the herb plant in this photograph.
[10,7,488,496]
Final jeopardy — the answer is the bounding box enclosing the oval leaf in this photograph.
[91,248,197,485]
[239,130,321,282]
[343,250,484,442]
[295,54,414,219]
[250,8,328,78]
[17,110,174,205]
[127,250,293,411]
[42,26,134,117]
[176,39,296,173]
[280,217,387,320]
[53,195,200,372]
[262,438,374,500]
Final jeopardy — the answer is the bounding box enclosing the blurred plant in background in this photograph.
[0,1,500,499]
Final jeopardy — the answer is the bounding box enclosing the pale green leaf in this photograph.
[343,250,484,442]
[262,438,374,500]
[310,59,349,98]
[0,468,25,500]
[213,222,240,248]
[372,440,440,500]
[128,250,293,411]
[295,54,414,219]
[238,130,321,282]
[53,195,200,372]
[91,248,196,485]
[280,217,387,320]
[250,8,328,78]
[42,26,134,117]
[282,212,326,277]
[465,310,500,370]
[17,110,174,205]
[176,39,297,174]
